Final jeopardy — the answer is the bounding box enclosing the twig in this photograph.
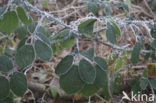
[95,94,106,102]
[131,4,153,18]
[83,35,155,53]
[41,93,47,103]
[0,35,7,40]
[88,96,91,103]
[107,72,112,98]
[76,38,80,52]
[23,0,155,54]
[50,5,86,13]
[28,89,36,103]
[24,0,77,31]
[143,0,156,20]
[28,82,46,93]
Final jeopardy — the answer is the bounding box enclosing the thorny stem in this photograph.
[34,15,45,34]
[23,0,155,54]
[23,0,77,31]
[76,38,80,52]
[83,35,154,53]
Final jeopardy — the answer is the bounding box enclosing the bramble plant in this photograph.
[0,0,156,102]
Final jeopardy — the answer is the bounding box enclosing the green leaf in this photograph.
[102,84,110,100]
[60,65,85,94]
[0,5,7,17]
[36,32,50,45]
[0,46,3,55]
[10,72,27,97]
[125,0,131,7]
[42,1,50,8]
[0,33,3,36]
[112,57,125,70]
[80,83,99,97]
[112,22,121,36]
[88,2,98,15]
[143,69,148,78]
[54,28,70,39]
[140,79,148,90]
[15,26,28,40]
[81,47,94,61]
[60,38,75,48]
[130,77,141,94]
[0,76,10,99]
[151,39,156,49]
[151,54,156,62]
[28,22,37,33]
[0,96,14,103]
[53,28,75,41]
[37,26,51,38]
[55,55,73,75]
[16,7,32,25]
[78,19,96,34]
[51,44,56,55]
[78,59,96,84]
[95,65,108,88]
[17,37,27,50]
[55,45,62,54]
[110,73,122,94]
[131,42,142,65]
[101,4,111,16]
[50,86,58,97]
[0,55,13,72]
[15,45,35,69]
[149,78,156,89]
[0,97,14,103]
[0,11,19,34]
[71,48,79,54]
[4,48,16,57]
[150,23,156,38]
[152,0,156,11]
[35,40,52,61]
[111,81,120,94]
[94,56,108,71]
[106,22,117,44]
[118,2,129,13]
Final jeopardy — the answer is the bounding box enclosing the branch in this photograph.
[143,0,156,20]
[23,0,77,31]
[28,82,46,93]
[0,35,7,40]
[82,35,154,53]
[23,0,154,54]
